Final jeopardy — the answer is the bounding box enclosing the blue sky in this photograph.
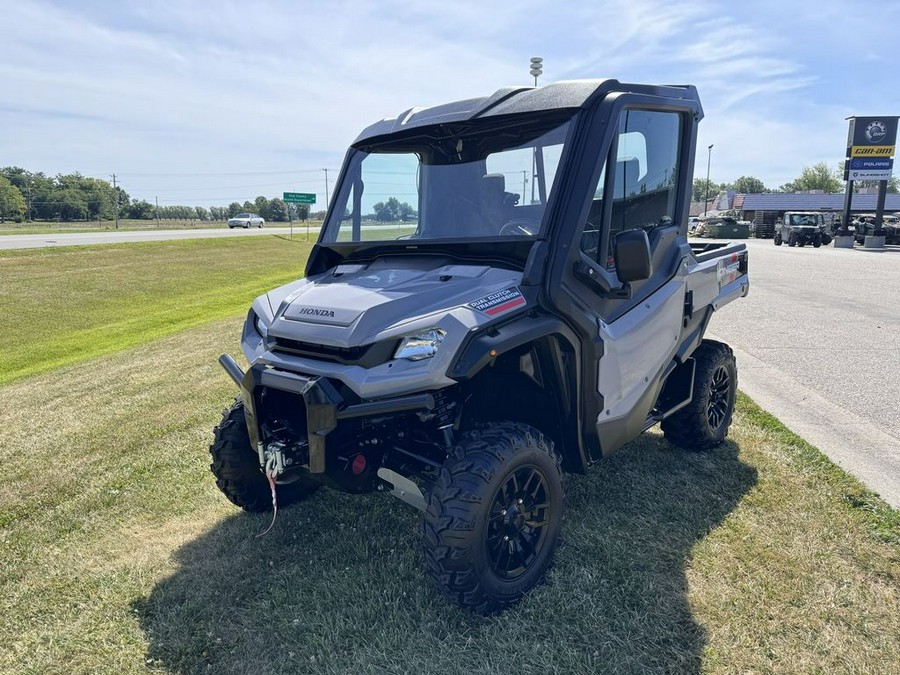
[3,0,898,207]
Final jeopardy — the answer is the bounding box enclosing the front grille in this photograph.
[272,337,370,363]
[270,337,397,368]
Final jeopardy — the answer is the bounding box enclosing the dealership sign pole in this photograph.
[839,116,898,247]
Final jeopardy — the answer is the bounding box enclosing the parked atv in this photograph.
[774,211,826,247]
[210,79,750,614]
[853,213,900,245]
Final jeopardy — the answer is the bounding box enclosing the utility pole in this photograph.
[704,144,714,217]
[322,168,330,209]
[155,196,160,227]
[110,173,119,229]
[521,170,528,203]
[529,58,543,205]
[25,180,33,222]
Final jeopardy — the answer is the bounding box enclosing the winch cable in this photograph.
[256,463,279,538]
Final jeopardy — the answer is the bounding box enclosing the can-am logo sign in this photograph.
[865,121,888,143]
[294,307,335,317]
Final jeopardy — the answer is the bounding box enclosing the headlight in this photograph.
[393,328,446,361]
[252,312,269,338]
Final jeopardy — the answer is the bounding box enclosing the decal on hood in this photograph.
[293,307,335,317]
[468,287,526,317]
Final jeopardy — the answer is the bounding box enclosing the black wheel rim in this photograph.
[485,465,552,581]
[707,365,731,430]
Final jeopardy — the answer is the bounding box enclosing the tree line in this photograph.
[692,162,899,203]
[3,164,894,223]
[0,167,318,222]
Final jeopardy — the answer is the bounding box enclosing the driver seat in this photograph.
[480,173,510,234]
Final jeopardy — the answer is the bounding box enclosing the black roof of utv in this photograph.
[354,79,702,145]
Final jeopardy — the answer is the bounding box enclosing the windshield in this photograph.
[789,214,820,226]
[322,115,574,243]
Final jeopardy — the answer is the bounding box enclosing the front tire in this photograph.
[774,232,782,246]
[423,423,563,615]
[210,398,318,512]
[661,340,737,450]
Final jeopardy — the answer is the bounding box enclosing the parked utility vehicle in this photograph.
[853,213,900,245]
[211,79,750,614]
[774,211,827,247]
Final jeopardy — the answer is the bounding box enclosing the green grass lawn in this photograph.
[0,237,313,386]
[0,240,897,674]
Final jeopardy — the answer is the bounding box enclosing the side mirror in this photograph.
[614,229,652,283]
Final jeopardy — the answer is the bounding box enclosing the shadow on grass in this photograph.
[136,434,756,674]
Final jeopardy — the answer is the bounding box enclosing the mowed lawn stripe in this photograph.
[0,317,897,674]
[0,237,313,386]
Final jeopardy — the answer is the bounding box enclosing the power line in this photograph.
[120,168,333,177]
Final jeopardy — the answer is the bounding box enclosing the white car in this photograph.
[227,212,265,228]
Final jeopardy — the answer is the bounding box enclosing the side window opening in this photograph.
[608,110,681,267]
[578,109,683,269]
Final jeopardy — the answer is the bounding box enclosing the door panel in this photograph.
[543,94,701,457]
[597,276,685,421]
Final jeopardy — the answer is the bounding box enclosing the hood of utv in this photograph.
[266,258,523,347]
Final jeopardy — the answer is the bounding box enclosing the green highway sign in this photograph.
[283,192,316,204]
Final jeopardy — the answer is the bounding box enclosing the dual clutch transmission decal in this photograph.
[468,287,526,317]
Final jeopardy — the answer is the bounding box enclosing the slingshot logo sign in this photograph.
[865,121,888,144]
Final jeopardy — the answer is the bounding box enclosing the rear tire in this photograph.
[210,398,318,512]
[423,422,563,615]
[662,340,737,450]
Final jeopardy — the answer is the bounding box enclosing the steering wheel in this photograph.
[499,218,540,236]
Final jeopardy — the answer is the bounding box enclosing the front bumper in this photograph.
[219,355,434,473]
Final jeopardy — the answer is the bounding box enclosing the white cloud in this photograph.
[1,0,897,203]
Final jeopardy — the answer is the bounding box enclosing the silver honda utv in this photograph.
[211,78,749,614]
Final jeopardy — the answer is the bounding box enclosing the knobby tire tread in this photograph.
[661,340,736,451]
[422,422,563,615]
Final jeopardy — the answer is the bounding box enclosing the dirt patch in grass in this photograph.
[0,321,897,674]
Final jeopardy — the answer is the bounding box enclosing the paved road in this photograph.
[0,223,414,250]
[0,226,300,249]
[708,238,900,507]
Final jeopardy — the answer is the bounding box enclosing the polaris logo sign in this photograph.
[294,307,335,318]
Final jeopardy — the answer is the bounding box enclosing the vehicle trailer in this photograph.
[211,79,750,614]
